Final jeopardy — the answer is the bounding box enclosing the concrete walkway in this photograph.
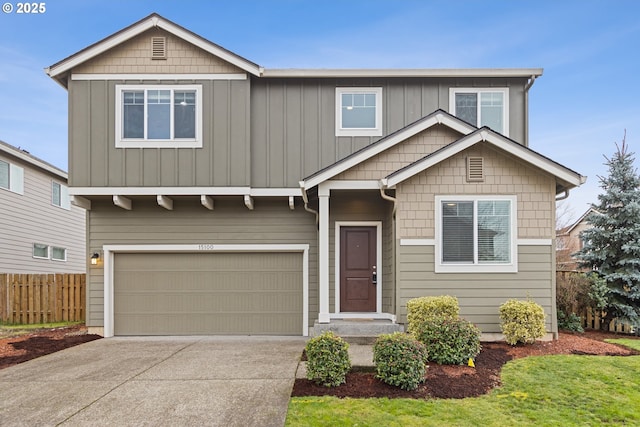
[0,336,306,427]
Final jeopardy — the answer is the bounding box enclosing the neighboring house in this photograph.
[46,13,586,339]
[0,140,86,273]
[556,208,595,271]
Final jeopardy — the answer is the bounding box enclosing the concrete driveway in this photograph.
[0,336,306,426]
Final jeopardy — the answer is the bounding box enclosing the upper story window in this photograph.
[115,85,202,148]
[450,88,509,136]
[335,87,383,137]
[52,181,71,210]
[0,159,24,194]
[435,195,517,273]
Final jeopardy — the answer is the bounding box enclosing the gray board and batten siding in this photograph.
[67,78,250,188]
[250,77,528,188]
[86,198,317,333]
[68,76,529,189]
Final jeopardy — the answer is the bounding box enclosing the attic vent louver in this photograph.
[467,157,484,182]
[151,37,166,59]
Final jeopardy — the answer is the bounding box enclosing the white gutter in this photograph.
[299,182,319,225]
[524,74,540,147]
[379,179,397,216]
[262,68,544,79]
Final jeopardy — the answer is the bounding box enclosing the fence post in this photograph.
[0,274,6,322]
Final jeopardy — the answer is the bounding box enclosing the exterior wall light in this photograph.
[91,252,100,265]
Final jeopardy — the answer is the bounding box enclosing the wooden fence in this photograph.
[582,310,635,334]
[0,273,85,324]
[557,271,636,334]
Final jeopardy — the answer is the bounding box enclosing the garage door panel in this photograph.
[114,252,303,335]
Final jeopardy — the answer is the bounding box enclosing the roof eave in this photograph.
[262,68,543,79]
[0,140,67,180]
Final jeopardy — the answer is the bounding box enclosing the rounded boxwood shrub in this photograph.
[373,332,429,391]
[499,299,546,345]
[406,295,460,335]
[305,331,351,387]
[412,317,481,365]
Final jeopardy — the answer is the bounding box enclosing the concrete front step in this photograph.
[310,319,404,342]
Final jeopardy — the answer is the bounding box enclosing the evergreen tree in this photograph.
[576,135,640,328]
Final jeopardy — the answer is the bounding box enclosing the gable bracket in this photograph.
[113,195,132,210]
[201,195,214,210]
[244,195,254,210]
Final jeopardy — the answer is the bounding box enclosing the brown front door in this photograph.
[340,226,377,312]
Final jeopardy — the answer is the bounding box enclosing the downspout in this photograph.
[379,179,397,216]
[524,74,538,147]
[555,189,570,201]
[299,181,319,225]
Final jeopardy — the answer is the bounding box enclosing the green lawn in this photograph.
[0,321,82,338]
[287,352,640,426]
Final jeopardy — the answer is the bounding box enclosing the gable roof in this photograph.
[0,140,67,180]
[558,207,599,235]
[300,110,476,190]
[382,127,586,194]
[299,108,586,195]
[46,13,262,87]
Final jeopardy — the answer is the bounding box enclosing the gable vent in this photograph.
[151,37,167,59]
[467,157,484,182]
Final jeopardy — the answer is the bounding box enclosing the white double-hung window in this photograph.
[335,87,382,136]
[450,88,509,136]
[435,195,517,273]
[115,85,202,148]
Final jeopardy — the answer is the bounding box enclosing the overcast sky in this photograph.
[1,0,639,222]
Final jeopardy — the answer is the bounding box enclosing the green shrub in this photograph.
[557,309,584,333]
[412,317,481,365]
[373,332,429,391]
[500,299,546,345]
[406,295,460,334]
[305,331,351,387]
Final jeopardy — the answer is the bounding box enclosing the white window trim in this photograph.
[0,161,24,195]
[435,195,517,273]
[32,243,50,260]
[115,84,203,148]
[335,87,383,137]
[449,87,509,137]
[51,246,67,262]
[52,181,71,210]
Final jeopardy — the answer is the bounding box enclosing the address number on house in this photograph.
[197,244,217,250]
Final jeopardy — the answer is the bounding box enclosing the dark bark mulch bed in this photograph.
[292,331,640,399]
[0,325,101,370]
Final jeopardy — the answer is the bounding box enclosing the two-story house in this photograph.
[556,207,596,271]
[46,14,585,339]
[0,140,86,273]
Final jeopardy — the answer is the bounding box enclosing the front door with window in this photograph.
[340,226,377,312]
